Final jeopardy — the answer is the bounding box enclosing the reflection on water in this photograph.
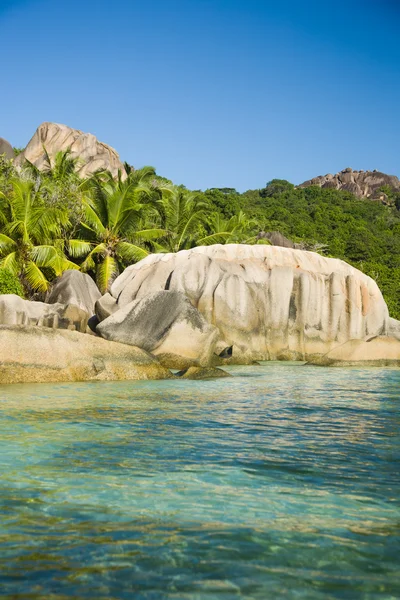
[0,365,399,599]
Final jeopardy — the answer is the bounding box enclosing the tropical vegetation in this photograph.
[1,151,400,318]
[0,268,24,297]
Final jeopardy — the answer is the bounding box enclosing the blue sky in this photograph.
[1,0,399,191]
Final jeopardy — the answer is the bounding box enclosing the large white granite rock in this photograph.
[102,244,390,362]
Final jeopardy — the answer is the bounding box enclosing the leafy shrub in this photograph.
[0,269,25,297]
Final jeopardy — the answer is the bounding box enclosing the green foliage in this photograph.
[204,182,400,317]
[0,268,24,297]
[155,187,208,252]
[71,167,164,292]
[199,210,257,245]
[0,178,77,294]
[1,141,400,316]
[202,188,244,218]
[376,184,400,210]
[358,261,400,320]
[13,147,25,157]
[259,179,295,198]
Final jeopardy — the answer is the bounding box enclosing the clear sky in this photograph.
[1,0,399,191]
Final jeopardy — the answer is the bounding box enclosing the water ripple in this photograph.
[0,365,399,598]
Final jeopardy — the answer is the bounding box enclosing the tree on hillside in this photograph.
[23,148,86,237]
[0,178,77,293]
[259,179,295,198]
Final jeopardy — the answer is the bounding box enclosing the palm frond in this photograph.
[116,241,149,264]
[0,252,19,275]
[132,228,167,240]
[81,197,107,234]
[68,239,93,258]
[30,244,59,268]
[0,233,17,254]
[24,260,49,292]
[80,243,108,272]
[197,232,233,246]
[96,255,118,293]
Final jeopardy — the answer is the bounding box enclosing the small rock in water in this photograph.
[175,366,231,379]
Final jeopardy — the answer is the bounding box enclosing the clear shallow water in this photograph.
[0,364,399,600]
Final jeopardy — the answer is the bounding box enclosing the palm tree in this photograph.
[69,167,166,293]
[0,178,78,294]
[198,210,258,245]
[23,147,85,238]
[156,187,208,252]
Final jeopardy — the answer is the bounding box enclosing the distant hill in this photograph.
[299,168,400,202]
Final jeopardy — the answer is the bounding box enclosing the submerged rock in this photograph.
[47,270,101,316]
[0,325,171,384]
[308,336,400,367]
[97,290,219,369]
[0,294,89,332]
[103,244,389,363]
[175,366,231,379]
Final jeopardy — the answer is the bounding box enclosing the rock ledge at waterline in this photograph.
[96,244,393,362]
[0,325,171,384]
[308,336,400,367]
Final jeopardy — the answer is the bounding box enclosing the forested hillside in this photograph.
[195,181,400,319]
[1,151,399,318]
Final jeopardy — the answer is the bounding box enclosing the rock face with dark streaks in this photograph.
[95,244,390,363]
[97,290,220,369]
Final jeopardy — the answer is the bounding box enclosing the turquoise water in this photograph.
[0,364,399,599]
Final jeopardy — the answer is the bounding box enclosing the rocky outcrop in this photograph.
[299,168,400,200]
[97,290,220,369]
[0,137,14,160]
[0,325,171,384]
[257,231,301,249]
[101,244,390,363]
[308,336,400,367]
[15,122,126,178]
[0,294,89,332]
[47,270,101,316]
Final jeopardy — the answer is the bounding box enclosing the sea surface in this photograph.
[0,364,399,599]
